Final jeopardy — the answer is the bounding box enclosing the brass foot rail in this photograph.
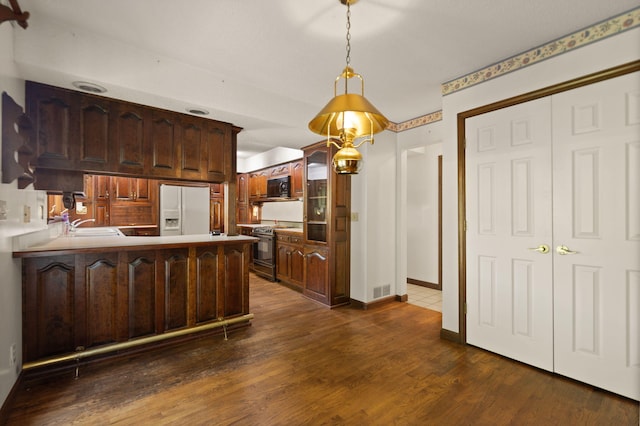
[23,313,254,372]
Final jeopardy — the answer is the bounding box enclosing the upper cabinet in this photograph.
[25,81,239,184]
[112,101,148,174]
[26,81,78,171]
[290,159,304,199]
[246,159,304,203]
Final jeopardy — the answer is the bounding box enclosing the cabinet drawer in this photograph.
[290,235,303,245]
[277,234,291,243]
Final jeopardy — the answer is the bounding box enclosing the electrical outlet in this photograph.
[23,205,31,223]
[0,200,7,220]
[9,344,16,367]
[351,212,359,222]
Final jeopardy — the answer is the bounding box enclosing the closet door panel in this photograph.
[465,97,554,372]
[552,71,640,401]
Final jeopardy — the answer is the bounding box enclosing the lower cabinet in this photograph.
[21,242,251,364]
[275,232,304,291]
[303,245,330,304]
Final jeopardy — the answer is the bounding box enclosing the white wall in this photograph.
[406,143,442,284]
[439,27,640,334]
[238,147,303,173]
[394,122,444,298]
[350,131,397,302]
[0,22,48,409]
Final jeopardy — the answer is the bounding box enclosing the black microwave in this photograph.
[267,176,290,198]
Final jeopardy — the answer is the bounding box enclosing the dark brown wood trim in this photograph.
[350,295,400,310]
[407,278,439,290]
[440,328,461,344]
[457,60,640,345]
[0,371,23,425]
[457,110,467,345]
[438,154,443,291]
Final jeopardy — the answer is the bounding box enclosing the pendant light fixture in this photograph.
[308,0,389,174]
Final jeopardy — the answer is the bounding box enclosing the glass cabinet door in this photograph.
[306,150,328,243]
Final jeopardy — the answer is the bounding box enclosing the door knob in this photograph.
[528,244,550,254]
[556,245,578,255]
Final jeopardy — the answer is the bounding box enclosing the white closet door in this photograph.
[465,97,554,371]
[552,71,640,401]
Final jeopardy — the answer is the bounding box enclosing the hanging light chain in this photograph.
[345,1,351,68]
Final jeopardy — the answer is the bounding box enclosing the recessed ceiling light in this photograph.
[186,107,209,116]
[72,81,107,94]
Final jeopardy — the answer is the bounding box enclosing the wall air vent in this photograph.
[373,284,391,299]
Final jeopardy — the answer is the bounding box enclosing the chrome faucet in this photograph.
[70,218,96,230]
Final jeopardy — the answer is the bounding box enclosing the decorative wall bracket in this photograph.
[0,0,29,29]
[2,92,34,188]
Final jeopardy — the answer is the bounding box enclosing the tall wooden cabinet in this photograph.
[302,142,351,307]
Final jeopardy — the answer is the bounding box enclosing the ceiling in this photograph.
[9,0,639,159]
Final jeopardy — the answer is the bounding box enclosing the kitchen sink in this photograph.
[69,227,125,237]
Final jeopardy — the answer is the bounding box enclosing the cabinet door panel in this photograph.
[135,178,151,201]
[276,244,290,281]
[79,99,110,169]
[304,247,329,303]
[163,250,189,331]
[27,82,78,169]
[85,254,119,347]
[210,198,224,232]
[112,177,134,201]
[237,174,248,204]
[224,246,246,317]
[195,248,220,323]
[291,160,304,198]
[23,256,77,362]
[114,105,146,173]
[148,112,178,176]
[290,248,304,286]
[127,252,157,338]
[206,122,229,182]
[181,119,206,179]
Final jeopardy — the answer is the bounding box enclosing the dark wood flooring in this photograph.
[4,274,638,425]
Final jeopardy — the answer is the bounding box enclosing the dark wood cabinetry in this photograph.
[301,142,351,307]
[236,173,250,224]
[48,174,158,232]
[210,183,224,233]
[249,170,268,201]
[290,159,304,199]
[109,177,157,227]
[20,241,251,365]
[276,231,304,290]
[26,82,78,171]
[78,96,111,171]
[148,110,179,177]
[25,81,238,185]
[113,102,147,174]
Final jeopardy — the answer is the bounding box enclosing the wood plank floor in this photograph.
[5,274,638,425]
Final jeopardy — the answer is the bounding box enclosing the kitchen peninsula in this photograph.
[13,231,255,371]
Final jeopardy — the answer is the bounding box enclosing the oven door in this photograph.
[253,234,274,266]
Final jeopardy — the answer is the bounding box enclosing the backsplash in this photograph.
[260,200,303,223]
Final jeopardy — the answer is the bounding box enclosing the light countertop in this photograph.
[13,233,256,258]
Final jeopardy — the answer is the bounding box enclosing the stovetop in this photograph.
[252,226,274,235]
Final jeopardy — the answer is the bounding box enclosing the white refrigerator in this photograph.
[159,185,210,236]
